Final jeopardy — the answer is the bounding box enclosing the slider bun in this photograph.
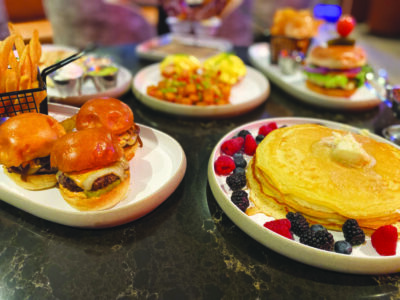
[0,113,66,168]
[307,45,367,69]
[3,166,58,190]
[76,97,134,135]
[51,128,123,173]
[305,80,357,98]
[59,170,130,211]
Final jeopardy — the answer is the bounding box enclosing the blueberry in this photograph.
[234,156,247,169]
[233,167,246,175]
[237,130,251,139]
[310,224,327,233]
[255,134,265,144]
[334,241,352,255]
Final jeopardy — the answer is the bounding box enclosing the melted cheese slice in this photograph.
[61,160,129,191]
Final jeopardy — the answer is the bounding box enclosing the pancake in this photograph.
[246,124,400,234]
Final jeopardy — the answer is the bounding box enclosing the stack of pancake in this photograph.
[246,123,400,235]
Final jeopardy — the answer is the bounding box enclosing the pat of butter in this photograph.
[330,132,372,167]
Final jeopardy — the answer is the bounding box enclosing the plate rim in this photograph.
[208,116,400,274]
[248,42,381,110]
[135,33,233,61]
[132,63,270,117]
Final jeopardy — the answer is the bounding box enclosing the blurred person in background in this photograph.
[43,0,157,48]
[0,0,9,39]
[160,0,254,46]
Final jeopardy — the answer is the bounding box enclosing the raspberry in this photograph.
[342,219,365,246]
[214,156,235,175]
[231,190,249,212]
[226,173,246,191]
[286,212,309,237]
[258,122,278,136]
[221,137,244,156]
[371,225,398,256]
[264,219,293,240]
[244,134,257,155]
[300,229,334,251]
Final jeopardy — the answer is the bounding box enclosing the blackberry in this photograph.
[231,190,249,212]
[300,229,334,251]
[310,224,327,233]
[226,173,246,191]
[237,130,251,139]
[342,219,365,246]
[286,212,309,236]
[255,134,265,144]
[233,167,246,175]
[334,241,352,255]
[233,154,247,169]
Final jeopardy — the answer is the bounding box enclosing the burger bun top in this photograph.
[0,113,66,167]
[51,128,124,173]
[306,45,367,69]
[76,97,134,135]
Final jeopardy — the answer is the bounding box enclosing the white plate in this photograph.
[248,42,381,110]
[208,117,400,274]
[132,64,270,117]
[136,33,233,61]
[0,103,186,228]
[41,45,132,107]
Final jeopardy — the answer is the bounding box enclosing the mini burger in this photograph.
[50,128,130,211]
[0,113,66,190]
[303,44,368,97]
[75,97,142,161]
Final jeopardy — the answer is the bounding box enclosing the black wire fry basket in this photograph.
[0,46,94,118]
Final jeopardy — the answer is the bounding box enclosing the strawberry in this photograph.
[264,219,293,240]
[371,225,398,256]
[258,122,278,136]
[221,137,244,156]
[214,155,236,176]
[244,134,257,155]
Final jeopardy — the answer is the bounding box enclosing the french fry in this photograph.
[14,35,25,58]
[19,75,31,91]
[5,69,18,93]
[29,30,41,65]
[19,44,32,86]
[0,35,16,73]
[34,90,47,107]
[0,23,43,116]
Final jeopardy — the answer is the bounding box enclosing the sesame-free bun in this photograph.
[58,170,130,211]
[0,113,66,168]
[305,80,357,98]
[76,97,133,135]
[307,45,367,69]
[51,128,123,173]
[3,166,58,190]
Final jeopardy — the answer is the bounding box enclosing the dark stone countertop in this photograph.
[1,43,400,300]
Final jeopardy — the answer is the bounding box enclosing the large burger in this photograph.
[75,97,142,161]
[0,113,66,190]
[303,44,367,97]
[50,128,130,211]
